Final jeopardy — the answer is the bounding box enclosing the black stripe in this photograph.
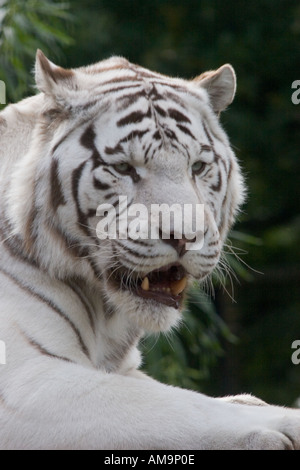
[164,128,179,142]
[200,166,212,179]
[93,176,111,191]
[113,196,133,217]
[23,182,38,255]
[0,215,39,268]
[227,159,232,179]
[116,90,146,109]
[50,159,66,211]
[23,331,74,363]
[164,91,186,108]
[208,239,219,247]
[0,266,90,358]
[202,121,223,163]
[201,144,212,152]
[101,84,141,96]
[119,129,149,143]
[144,142,153,163]
[149,80,186,92]
[124,238,153,248]
[79,99,98,111]
[117,109,150,127]
[84,63,130,75]
[113,239,162,259]
[80,124,104,169]
[177,124,196,140]
[80,124,97,150]
[153,105,167,117]
[116,253,162,269]
[202,121,214,145]
[72,161,90,236]
[181,143,192,164]
[87,257,103,280]
[104,192,117,200]
[218,214,226,236]
[211,170,222,192]
[110,197,121,208]
[135,69,164,80]
[65,279,96,333]
[153,130,161,140]
[51,116,97,155]
[100,75,139,87]
[149,82,203,103]
[87,208,97,218]
[149,85,165,102]
[105,143,124,155]
[168,108,191,124]
[102,167,118,178]
[129,167,141,183]
[52,133,70,155]
[200,252,219,259]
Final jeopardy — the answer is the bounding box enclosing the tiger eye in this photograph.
[114,162,132,174]
[192,160,205,175]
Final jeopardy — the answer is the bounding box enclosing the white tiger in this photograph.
[0,50,299,450]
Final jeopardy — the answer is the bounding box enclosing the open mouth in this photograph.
[108,263,188,309]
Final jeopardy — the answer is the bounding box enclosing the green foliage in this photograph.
[0,0,73,102]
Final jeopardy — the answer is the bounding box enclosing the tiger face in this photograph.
[7,51,245,333]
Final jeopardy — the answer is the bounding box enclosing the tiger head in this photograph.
[6,50,245,333]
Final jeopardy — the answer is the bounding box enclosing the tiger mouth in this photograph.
[108,263,188,309]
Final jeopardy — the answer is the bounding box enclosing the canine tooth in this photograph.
[141,276,149,291]
[170,277,187,295]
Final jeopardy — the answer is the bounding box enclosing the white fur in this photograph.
[0,53,299,450]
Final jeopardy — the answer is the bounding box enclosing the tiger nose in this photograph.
[159,229,196,257]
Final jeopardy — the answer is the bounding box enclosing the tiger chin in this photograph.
[0,51,300,450]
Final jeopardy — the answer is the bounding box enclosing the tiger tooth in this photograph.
[170,277,187,295]
[141,276,149,291]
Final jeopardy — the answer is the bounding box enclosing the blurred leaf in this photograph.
[230,230,263,246]
[0,0,74,102]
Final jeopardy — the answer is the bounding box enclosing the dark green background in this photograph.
[1,0,299,406]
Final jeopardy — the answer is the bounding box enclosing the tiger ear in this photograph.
[35,49,75,101]
[193,64,236,114]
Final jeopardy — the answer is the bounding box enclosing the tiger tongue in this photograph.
[141,275,187,296]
